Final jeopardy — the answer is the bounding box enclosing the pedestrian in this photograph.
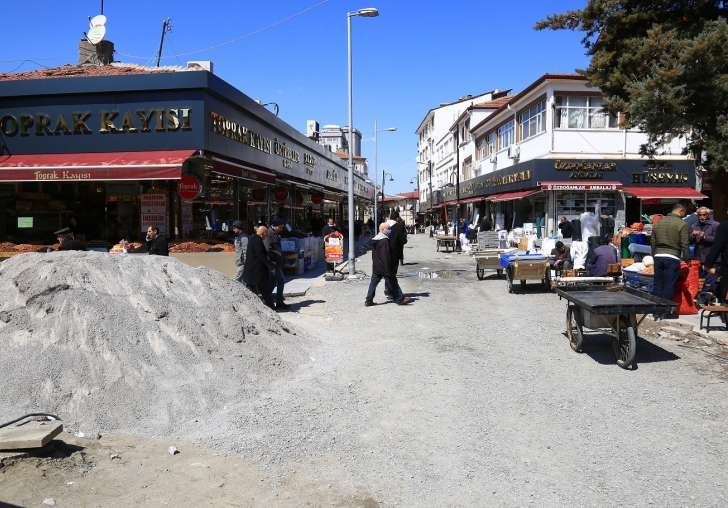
[690,207,719,275]
[651,202,691,308]
[54,227,86,251]
[265,218,289,310]
[131,225,168,256]
[704,214,728,304]
[479,215,492,232]
[367,217,375,235]
[558,217,573,239]
[232,220,248,285]
[365,222,412,307]
[242,225,276,309]
[388,211,408,273]
[322,217,336,237]
[354,219,362,241]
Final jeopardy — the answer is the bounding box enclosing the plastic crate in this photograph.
[499,253,548,269]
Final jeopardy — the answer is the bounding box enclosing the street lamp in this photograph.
[381,171,393,219]
[347,6,379,278]
[372,121,397,228]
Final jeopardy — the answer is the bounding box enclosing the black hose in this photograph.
[0,413,61,430]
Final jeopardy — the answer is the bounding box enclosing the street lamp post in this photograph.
[372,121,396,227]
[381,171,393,219]
[347,7,379,278]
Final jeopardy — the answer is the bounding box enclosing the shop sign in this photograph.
[209,112,271,154]
[140,193,167,232]
[554,159,618,180]
[273,185,289,201]
[630,166,689,184]
[642,198,662,204]
[177,175,201,201]
[326,169,339,182]
[251,188,266,201]
[181,202,193,232]
[294,191,303,206]
[304,153,316,168]
[542,183,621,191]
[323,193,343,202]
[311,192,323,205]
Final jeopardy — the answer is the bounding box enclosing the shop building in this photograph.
[434,73,702,233]
[0,65,374,245]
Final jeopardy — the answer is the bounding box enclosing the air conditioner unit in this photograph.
[473,161,482,170]
[489,153,498,163]
[508,144,521,159]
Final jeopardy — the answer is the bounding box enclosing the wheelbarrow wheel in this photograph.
[497,268,504,278]
[566,305,584,352]
[477,268,485,280]
[613,315,636,369]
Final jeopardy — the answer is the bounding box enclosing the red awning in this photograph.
[0,150,196,181]
[540,181,623,191]
[489,189,540,202]
[623,187,707,199]
[459,196,484,204]
[209,157,277,185]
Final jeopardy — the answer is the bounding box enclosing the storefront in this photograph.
[0,69,374,245]
[441,157,701,235]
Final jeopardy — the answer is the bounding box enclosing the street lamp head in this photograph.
[385,127,397,131]
[354,7,379,17]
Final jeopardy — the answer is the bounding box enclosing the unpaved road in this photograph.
[2,234,727,507]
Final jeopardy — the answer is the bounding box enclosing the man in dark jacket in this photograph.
[558,217,573,239]
[690,207,719,273]
[479,215,492,232]
[388,211,408,273]
[651,202,690,303]
[132,225,168,256]
[705,215,728,303]
[54,228,86,251]
[365,223,411,307]
[264,218,289,310]
[232,220,248,285]
[243,226,276,309]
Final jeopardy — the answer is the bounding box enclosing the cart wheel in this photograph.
[542,277,550,291]
[477,268,485,280]
[507,269,514,293]
[566,305,584,352]
[613,315,637,369]
[520,280,526,288]
[497,268,504,278]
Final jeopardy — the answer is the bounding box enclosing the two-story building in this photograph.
[438,73,703,235]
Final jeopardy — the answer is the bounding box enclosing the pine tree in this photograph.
[536,1,728,219]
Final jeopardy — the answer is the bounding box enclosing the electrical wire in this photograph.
[2,60,50,73]
[0,56,74,63]
[114,0,330,61]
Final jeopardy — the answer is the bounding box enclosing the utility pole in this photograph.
[454,129,461,251]
[156,18,172,67]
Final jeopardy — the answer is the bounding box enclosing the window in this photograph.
[520,101,546,140]
[555,96,618,129]
[487,132,496,156]
[497,121,514,150]
[477,137,486,160]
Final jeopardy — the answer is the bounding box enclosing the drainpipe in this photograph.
[549,96,556,153]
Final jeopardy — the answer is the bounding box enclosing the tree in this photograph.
[536,1,728,219]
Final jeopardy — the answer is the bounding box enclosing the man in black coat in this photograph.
[54,228,86,251]
[479,215,492,232]
[705,217,728,303]
[364,222,411,306]
[388,211,408,272]
[132,225,168,256]
[243,225,276,309]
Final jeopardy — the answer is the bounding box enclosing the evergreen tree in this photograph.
[536,1,728,219]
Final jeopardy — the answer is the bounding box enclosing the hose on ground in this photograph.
[0,413,61,430]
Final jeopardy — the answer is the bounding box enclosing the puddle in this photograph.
[405,271,460,279]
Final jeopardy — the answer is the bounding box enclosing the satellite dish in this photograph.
[90,14,107,28]
[87,25,106,44]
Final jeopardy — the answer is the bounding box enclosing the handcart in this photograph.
[435,235,457,252]
[470,248,517,279]
[555,285,677,369]
[499,252,551,293]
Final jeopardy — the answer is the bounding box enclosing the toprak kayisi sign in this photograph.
[177,175,201,201]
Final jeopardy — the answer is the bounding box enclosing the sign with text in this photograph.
[141,193,167,232]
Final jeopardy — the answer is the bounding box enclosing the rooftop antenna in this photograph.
[100,0,104,15]
[156,18,172,67]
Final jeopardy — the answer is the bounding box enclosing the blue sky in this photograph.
[1,0,590,194]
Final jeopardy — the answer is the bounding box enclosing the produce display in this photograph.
[168,242,235,253]
[0,242,55,252]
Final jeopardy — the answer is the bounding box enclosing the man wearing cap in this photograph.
[232,220,248,285]
[264,218,289,310]
[54,228,86,251]
[550,241,572,270]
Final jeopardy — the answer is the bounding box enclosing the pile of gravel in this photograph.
[0,252,315,437]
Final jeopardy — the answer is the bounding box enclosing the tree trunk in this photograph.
[710,172,727,222]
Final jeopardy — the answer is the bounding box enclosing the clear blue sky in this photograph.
[1,0,590,194]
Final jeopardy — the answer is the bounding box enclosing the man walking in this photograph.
[704,213,728,303]
[232,220,248,285]
[265,218,289,310]
[243,226,276,310]
[651,202,691,306]
[690,207,719,275]
[365,222,411,307]
[388,211,408,273]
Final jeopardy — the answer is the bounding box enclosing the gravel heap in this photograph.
[0,252,315,437]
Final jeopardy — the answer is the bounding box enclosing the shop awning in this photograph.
[540,181,623,191]
[623,186,707,199]
[0,150,196,181]
[208,157,276,185]
[489,189,540,202]
[458,196,484,204]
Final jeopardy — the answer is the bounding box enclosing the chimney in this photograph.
[78,39,114,65]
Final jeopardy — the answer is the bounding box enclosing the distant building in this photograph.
[307,121,362,157]
[334,152,368,177]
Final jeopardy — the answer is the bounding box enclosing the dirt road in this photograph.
[2,234,727,507]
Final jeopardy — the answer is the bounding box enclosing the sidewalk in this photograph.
[675,311,728,342]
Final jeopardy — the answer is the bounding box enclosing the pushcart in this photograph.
[499,252,551,293]
[555,285,677,369]
[435,235,457,252]
[470,248,517,279]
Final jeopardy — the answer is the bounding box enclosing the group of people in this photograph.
[365,211,411,306]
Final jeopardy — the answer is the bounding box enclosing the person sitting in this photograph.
[587,237,619,276]
[551,241,572,270]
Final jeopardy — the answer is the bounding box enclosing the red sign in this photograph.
[177,175,201,201]
[642,198,662,205]
[273,185,289,201]
[251,188,266,201]
[541,182,622,191]
[294,191,303,205]
[310,192,323,204]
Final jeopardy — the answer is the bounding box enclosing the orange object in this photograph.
[651,214,664,224]
[671,260,701,314]
[630,223,644,231]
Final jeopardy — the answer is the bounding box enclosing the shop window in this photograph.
[554,96,618,129]
[476,137,486,160]
[497,121,514,150]
[519,101,546,140]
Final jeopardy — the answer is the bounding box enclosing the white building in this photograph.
[308,121,362,157]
